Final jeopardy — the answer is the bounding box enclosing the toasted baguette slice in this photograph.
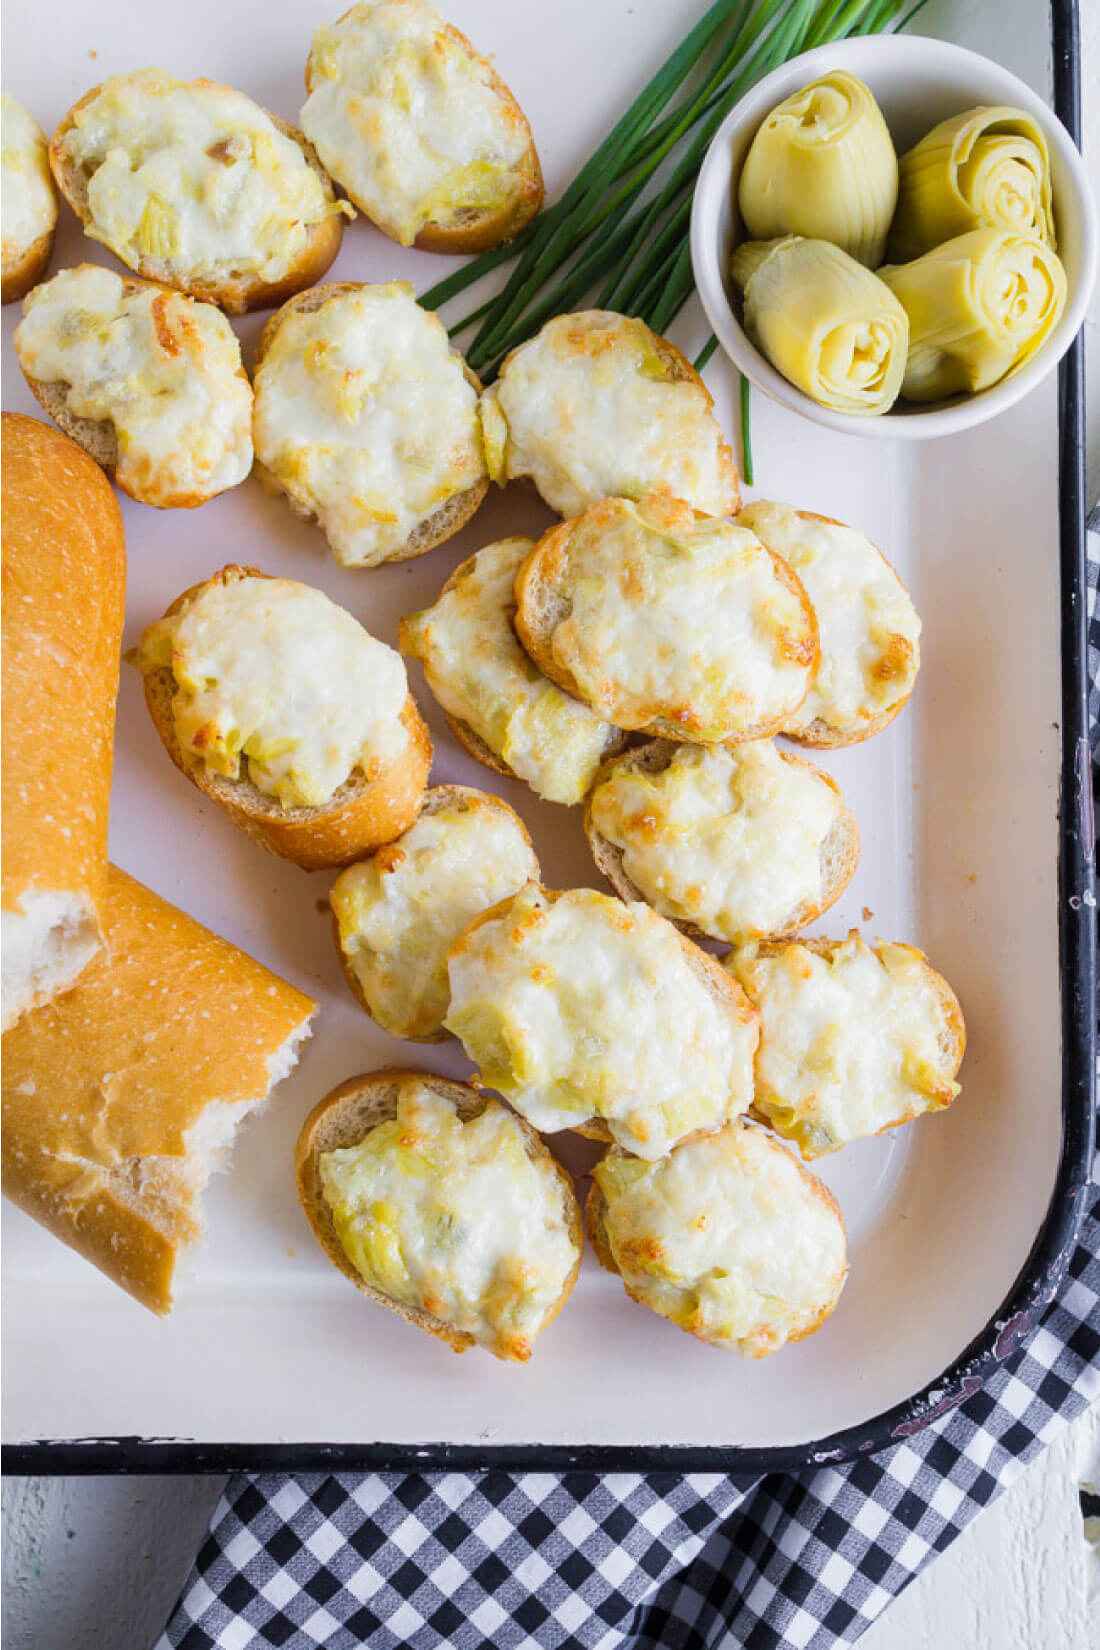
[2,227,53,305]
[585,739,859,944]
[140,566,432,870]
[253,282,488,568]
[586,1123,847,1357]
[16,267,253,509]
[3,866,316,1314]
[514,495,817,745]
[295,1069,582,1359]
[1,414,125,1032]
[50,80,343,314]
[1,96,58,304]
[330,784,539,1042]
[730,932,966,1157]
[302,2,543,253]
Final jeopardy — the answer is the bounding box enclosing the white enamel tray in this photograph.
[2,0,1093,1470]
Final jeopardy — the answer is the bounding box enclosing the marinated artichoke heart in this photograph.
[318,1082,579,1360]
[729,932,964,1157]
[594,1125,847,1356]
[889,105,1054,264]
[138,575,408,808]
[731,237,908,415]
[738,71,897,266]
[879,229,1066,401]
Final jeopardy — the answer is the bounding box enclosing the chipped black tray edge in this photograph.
[4,0,1095,1479]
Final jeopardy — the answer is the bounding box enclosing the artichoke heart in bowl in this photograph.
[731,237,908,416]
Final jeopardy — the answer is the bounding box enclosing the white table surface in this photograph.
[3,0,1097,1644]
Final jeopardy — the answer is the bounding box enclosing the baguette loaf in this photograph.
[2,867,316,1314]
[138,565,432,870]
[1,414,125,1032]
[295,1070,582,1359]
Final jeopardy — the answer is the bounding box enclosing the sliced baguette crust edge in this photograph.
[583,739,859,944]
[513,506,817,743]
[766,510,921,749]
[735,932,967,1144]
[294,1069,583,1359]
[19,270,253,509]
[50,87,343,314]
[1,225,55,305]
[331,784,539,1043]
[449,884,759,1149]
[585,1127,848,1352]
[141,565,432,870]
[304,12,544,255]
[252,282,489,566]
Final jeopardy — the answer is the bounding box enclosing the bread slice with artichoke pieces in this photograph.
[139,565,431,871]
[50,80,344,314]
[295,1069,582,1358]
[584,738,859,945]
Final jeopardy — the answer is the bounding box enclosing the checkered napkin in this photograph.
[159,533,1100,1650]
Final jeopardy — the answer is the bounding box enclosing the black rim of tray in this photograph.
[4,0,1095,1478]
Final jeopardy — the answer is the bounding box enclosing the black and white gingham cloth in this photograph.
[159,536,1100,1650]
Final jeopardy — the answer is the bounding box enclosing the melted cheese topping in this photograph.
[56,69,341,286]
[319,1081,579,1359]
[138,575,408,809]
[1,94,56,259]
[595,1124,847,1356]
[534,496,816,740]
[730,933,963,1156]
[302,0,531,247]
[253,282,485,568]
[331,797,539,1039]
[445,884,758,1159]
[480,311,739,517]
[739,502,921,735]
[15,265,252,506]
[400,538,619,804]
[589,742,843,941]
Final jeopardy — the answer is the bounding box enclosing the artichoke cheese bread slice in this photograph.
[15,264,253,508]
[400,537,626,806]
[738,501,920,746]
[738,71,897,267]
[889,105,1055,264]
[731,236,908,415]
[50,69,348,313]
[252,281,487,569]
[301,0,542,252]
[514,494,818,744]
[296,1072,582,1361]
[478,309,740,518]
[444,883,759,1160]
[588,1123,848,1357]
[1,94,58,303]
[330,787,539,1041]
[137,566,431,869]
[585,739,858,944]
[729,932,965,1158]
[879,228,1066,401]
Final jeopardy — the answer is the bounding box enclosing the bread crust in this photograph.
[584,738,859,944]
[294,1068,582,1358]
[1,224,55,305]
[18,270,253,509]
[50,84,344,314]
[140,565,432,870]
[253,282,489,565]
[513,500,817,743]
[304,8,543,253]
[2,866,316,1315]
[331,783,538,1042]
[585,1125,848,1353]
[1,414,125,1018]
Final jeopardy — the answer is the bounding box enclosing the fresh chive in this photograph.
[694,335,720,372]
[740,374,755,485]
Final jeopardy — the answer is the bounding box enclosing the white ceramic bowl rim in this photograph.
[690,33,1099,441]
